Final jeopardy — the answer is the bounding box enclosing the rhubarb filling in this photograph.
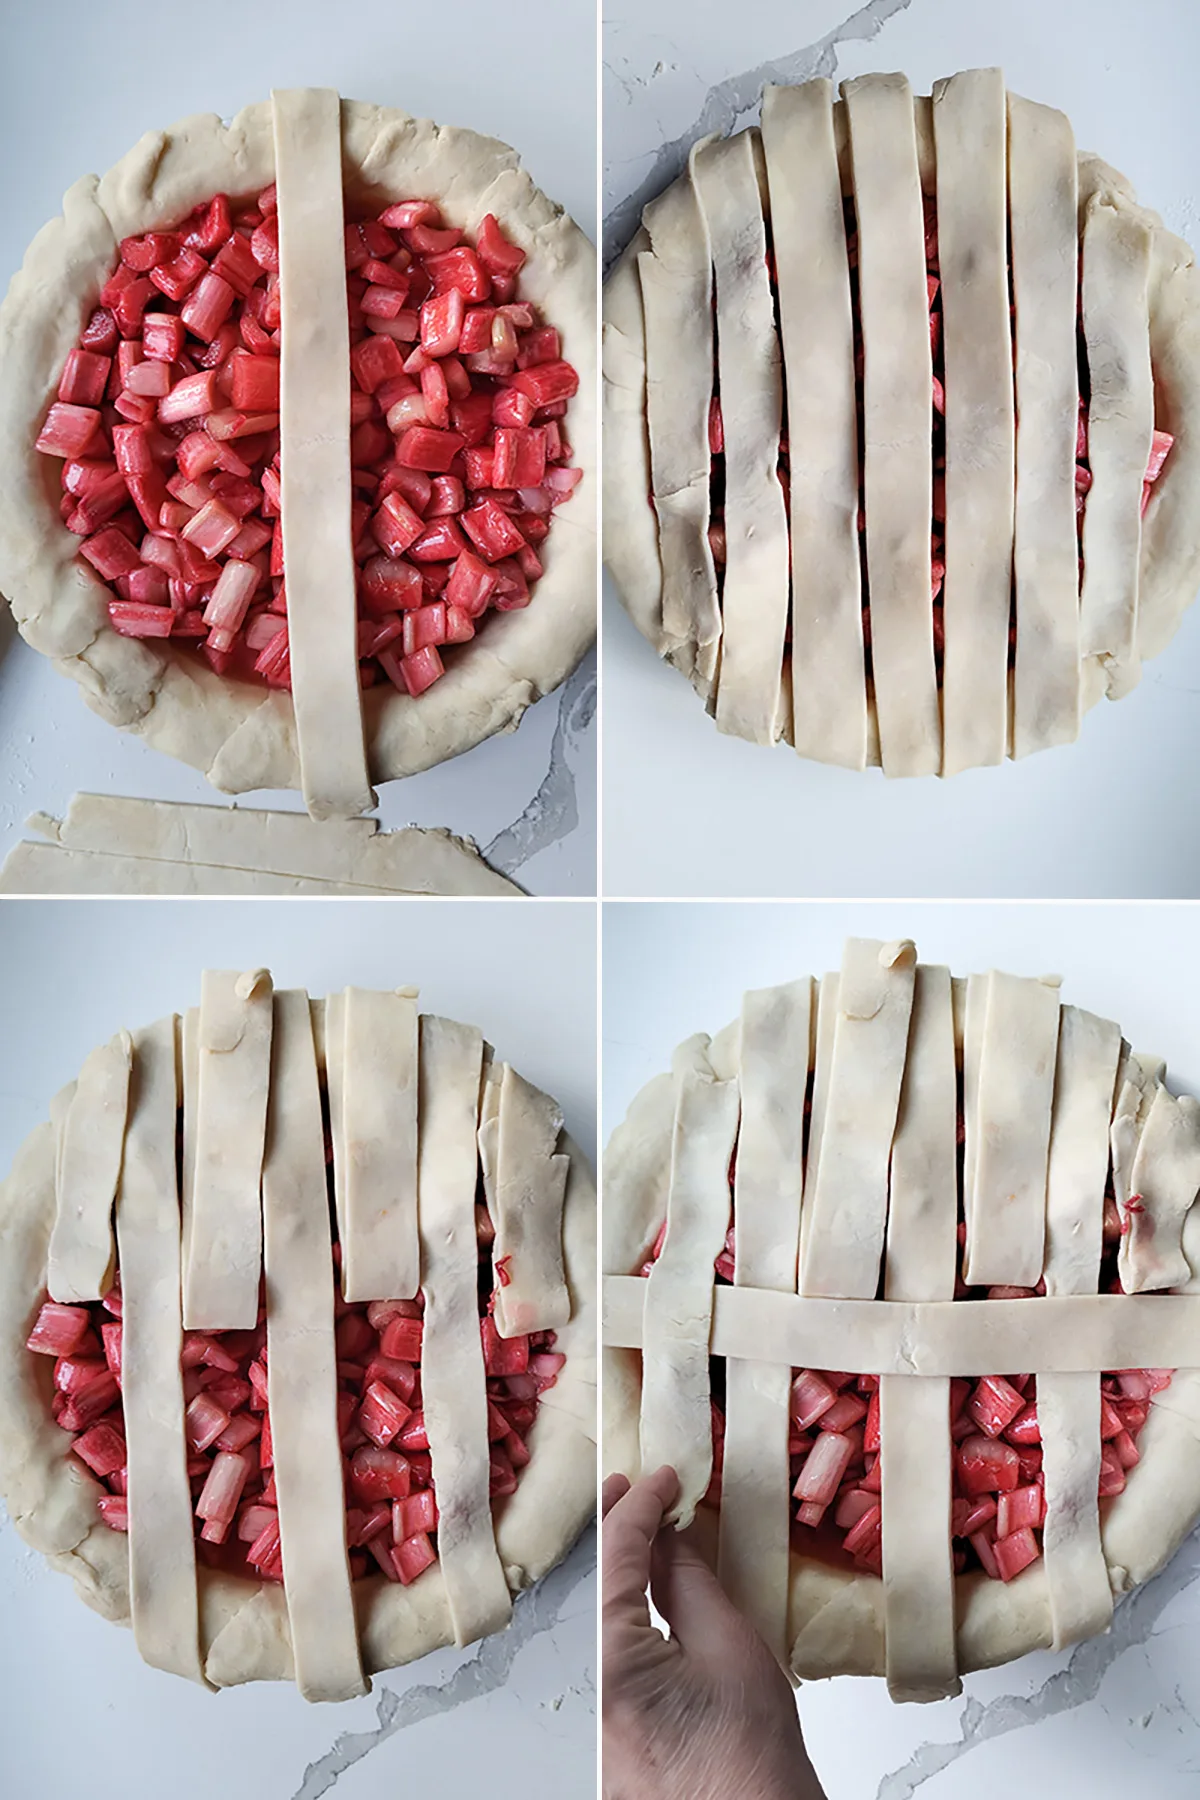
[26,1143,563,1588]
[636,1156,1172,1588]
[36,188,582,701]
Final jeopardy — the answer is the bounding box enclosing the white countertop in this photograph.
[0,899,597,1797]
[603,899,1200,1800]
[602,0,1200,899]
[0,0,597,896]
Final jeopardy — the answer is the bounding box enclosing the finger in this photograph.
[602,1466,680,1618]
[601,1472,631,1520]
[649,1519,762,1658]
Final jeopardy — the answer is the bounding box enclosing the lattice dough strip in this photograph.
[491,1064,570,1338]
[1121,1084,1200,1293]
[48,1030,132,1304]
[338,986,420,1303]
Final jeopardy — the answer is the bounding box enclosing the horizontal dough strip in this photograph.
[605,1276,1200,1375]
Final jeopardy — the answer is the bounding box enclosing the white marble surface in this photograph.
[602,0,1200,898]
[603,899,1200,1798]
[0,0,596,896]
[0,899,596,1796]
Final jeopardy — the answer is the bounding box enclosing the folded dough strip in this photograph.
[418,1015,512,1644]
[962,971,1060,1288]
[640,1046,740,1528]
[1008,93,1082,758]
[691,129,790,745]
[47,1029,132,1304]
[491,1064,570,1338]
[638,170,720,681]
[933,69,1015,774]
[182,969,273,1331]
[1079,194,1154,699]
[760,80,867,771]
[1120,1084,1200,1293]
[842,74,940,777]
[718,980,813,1664]
[272,87,376,822]
[115,1017,208,1687]
[262,990,365,1703]
[337,986,420,1302]
[880,964,959,1702]
[800,938,916,1299]
[797,972,838,1280]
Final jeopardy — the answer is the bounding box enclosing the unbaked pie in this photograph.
[603,68,1200,775]
[1,969,595,1699]
[603,937,1200,1699]
[0,88,595,818]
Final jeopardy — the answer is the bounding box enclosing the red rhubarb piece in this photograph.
[27,1301,94,1357]
[968,1375,1026,1439]
[957,1434,1020,1496]
[393,1532,437,1586]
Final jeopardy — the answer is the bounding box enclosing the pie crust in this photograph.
[1,973,595,1696]
[602,70,1200,774]
[0,94,596,796]
[602,940,1200,1698]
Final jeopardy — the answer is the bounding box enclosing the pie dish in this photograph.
[603,937,1200,1700]
[0,88,595,819]
[603,68,1200,775]
[0,969,595,1699]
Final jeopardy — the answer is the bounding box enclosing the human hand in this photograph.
[602,1466,826,1800]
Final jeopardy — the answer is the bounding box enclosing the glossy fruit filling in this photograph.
[36,189,581,700]
[27,1187,563,1587]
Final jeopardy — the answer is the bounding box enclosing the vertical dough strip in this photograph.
[1120,1084,1200,1293]
[691,130,790,745]
[718,980,812,1663]
[491,1064,570,1338]
[842,74,940,777]
[760,80,866,771]
[262,990,365,1703]
[933,69,1015,774]
[1008,94,1082,757]
[48,1030,133,1304]
[183,969,273,1331]
[272,86,376,822]
[338,986,420,1303]
[116,1018,207,1687]
[418,1016,513,1643]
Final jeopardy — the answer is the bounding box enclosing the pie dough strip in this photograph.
[418,1015,512,1644]
[1008,93,1082,758]
[800,939,916,1299]
[607,1279,1200,1374]
[272,87,375,822]
[880,964,959,1703]
[180,1006,199,1290]
[491,1064,570,1337]
[263,990,366,1703]
[1120,1084,1200,1294]
[933,69,1015,774]
[842,74,940,777]
[0,842,387,896]
[718,980,813,1664]
[640,1049,740,1528]
[962,971,1061,1288]
[691,130,790,745]
[1039,1003,1120,1650]
[182,969,273,1332]
[337,987,420,1303]
[637,169,720,674]
[798,972,838,1280]
[760,80,867,771]
[115,1017,208,1687]
[47,1029,133,1304]
[1079,193,1154,699]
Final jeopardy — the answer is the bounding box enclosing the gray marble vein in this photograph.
[290,1529,595,1798]
[484,653,596,875]
[875,1528,1200,1798]
[602,0,915,263]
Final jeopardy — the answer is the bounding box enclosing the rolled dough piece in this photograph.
[761,80,866,771]
[262,990,366,1703]
[491,1064,570,1337]
[47,1029,132,1304]
[115,1016,208,1687]
[338,987,420,1303]
[183,969,273,1331]
[272,87,375,822]
[1008,94,1082,758]
[417,1015,512,1644]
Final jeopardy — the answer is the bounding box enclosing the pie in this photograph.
[602,937,1200,1700]
[0,969,595,1699]
[0,88,595,819]
[603,68,1200,776]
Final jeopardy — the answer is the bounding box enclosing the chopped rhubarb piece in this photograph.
[196,1450,252,1527]
[461,498,526,563]
[404,604,447,656]
[994,1525,1040,1582]
[957,1434,1020,1496]
[27,1302,94,1357]
[58,349,111,408]
[81,307,119,355]
[834,1488,879,1532]
[481,1315,529,1377]
[968,1375,1026,1439]
[231,355,281,411]
[393,1489,439,1540]
[237,1503,278,1544]
[996,1484,1045,1538]
[371,491,425,558]
[393,1532,437,1586]
[97,1495,129,1531]
[1005,1402,1041,1445]
[358,1380,413,1449]
[380,1315,423,1363]
[842,1502,882,1558]
[509,360,578,408]
[216,1411,261,1454]
[790,1369,837,1431]
[421,289,468,358]
[203,558,260,637]
[409,519,465,562]
[206,407,279,441]
[182,498,242,559]
[81,528,143,581]
[951,1495,997,1537]
[1112,1427,1141,1470]
[54,1353,107,1395]
[394,426,466,473]
[351,334,406,394]
[181,272,236,342]
[793,1432,856,1508]
[350,1445,412,1503]
[186,1393,232,1454]
[36,403,101,459]
[1146,429,1173,483]
[100,1321,123,1379]
[477,213,526,278]
[158,370,218,424]
[150,246,207,302]
[819,1392,869,1434]
[73,1420,127,1479]
[970,1529,1001,1580]
[61,1369,120,1430]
